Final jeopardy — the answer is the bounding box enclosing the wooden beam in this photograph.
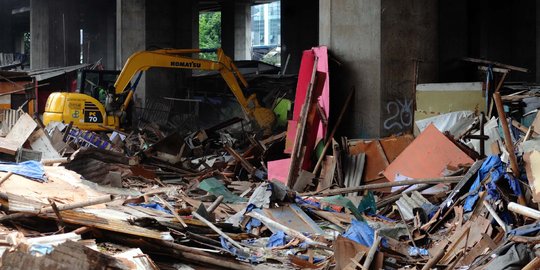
[302,176,462,197]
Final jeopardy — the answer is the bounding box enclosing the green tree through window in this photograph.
[199,12,221,60]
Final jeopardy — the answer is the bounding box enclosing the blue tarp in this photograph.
[267,231,287,248]
[342,219,375,247]
[464,155,522,212]
[127,202,172,214]
[0,160,45,181]
[409,246,429,257]
[508,222,540,237]
[220,236,263,263]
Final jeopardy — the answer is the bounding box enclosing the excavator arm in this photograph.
[114,49,257,118]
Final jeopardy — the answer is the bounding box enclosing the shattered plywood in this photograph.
[0,113,37,155]
[348,135,413,183]
[0,166,105,207]
[28,128,61,160]
[0,240,129,270]
[5,113,37,146]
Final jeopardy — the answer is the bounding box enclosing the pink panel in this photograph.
[267,158,291,184]
[312,46,330,139]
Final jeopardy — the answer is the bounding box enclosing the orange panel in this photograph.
[383,124,473,181]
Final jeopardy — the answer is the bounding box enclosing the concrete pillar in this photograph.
[537,1,540,82]
[221,1,252,60]
[438,0,471,82]
[319,0,437,138]
[144,0,198,100]
[0,0,14,53]
[116,0,146,103]
[116,0,198,108]
[30,0,80,69]
[281,0,319,74]
[380,0,438,137]
[82,0,116,69]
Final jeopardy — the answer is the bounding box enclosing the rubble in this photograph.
[0,49,538,270]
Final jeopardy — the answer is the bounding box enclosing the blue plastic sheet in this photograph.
[508,222,540,237]
[220,236,263,263]
[267,231,287,248]
[409,246,429,257]
[342,219,375,247]
[0,160,45,181]
[245,204,263,231]
[127,202,172,214]
[29,244,54,255]
[295,196,321,210]
[464,155,522,212]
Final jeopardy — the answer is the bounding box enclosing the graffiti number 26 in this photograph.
[383,99,413,130]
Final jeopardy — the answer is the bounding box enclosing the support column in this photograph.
[144,0,197,100]
[221,1,252,60]
[0,0,14,53]
[83,0,116,69]
[30,0,48,69]
[116,0,146,104]
[319,0,437,138]
[30,0,80,69]
[537,1,540,81]
[281,0,319,74]
[116,0,198,109]
[380,0,438,137]
[319,0,382,138]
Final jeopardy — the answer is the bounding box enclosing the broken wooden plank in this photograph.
[192,211,247,252]
[5,113,37,147]
[302,175,462,197]
[28,128,62,160]
[155,195,187,228]
[493,92,519,178]
[317,156,336,192]
[223,145,256,174]
[246,210,327,248]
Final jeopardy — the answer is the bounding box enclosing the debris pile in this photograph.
[0,50,539,270]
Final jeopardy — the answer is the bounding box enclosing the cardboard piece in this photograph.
[383,124,474,181]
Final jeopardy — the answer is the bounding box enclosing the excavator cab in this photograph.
[77,70,118,107]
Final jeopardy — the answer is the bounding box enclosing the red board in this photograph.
[285,46,330,154]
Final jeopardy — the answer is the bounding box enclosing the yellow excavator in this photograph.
[43,48,276,132]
